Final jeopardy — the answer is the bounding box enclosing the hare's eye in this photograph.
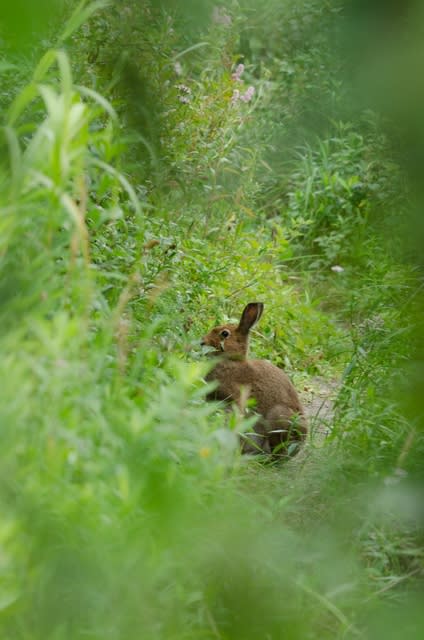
[220,329,230,338]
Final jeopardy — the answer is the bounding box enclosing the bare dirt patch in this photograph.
[301,376,340,442]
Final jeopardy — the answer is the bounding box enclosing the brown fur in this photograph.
[201,303,307,456]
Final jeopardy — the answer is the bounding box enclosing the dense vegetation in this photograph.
[1,1,423,638]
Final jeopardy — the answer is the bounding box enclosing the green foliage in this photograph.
[0,1,423,638]
[330,258,421,474]
[284,119,406,265]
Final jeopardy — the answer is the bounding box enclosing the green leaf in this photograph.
[90,158,142,218]
[7,83,38,126]
[1,126,22,194]
[58,0,110,43]
[76,85,117,120]
[56,49,73,101]
[33,49,57,83]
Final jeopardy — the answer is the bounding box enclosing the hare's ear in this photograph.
[238,302,264,335]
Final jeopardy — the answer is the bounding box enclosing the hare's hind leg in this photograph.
[239,414,273,455]
[266,406,307,457]
[239,430,271,455]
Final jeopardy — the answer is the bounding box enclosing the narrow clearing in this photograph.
[301,377,339,441]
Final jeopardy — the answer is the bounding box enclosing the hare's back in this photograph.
[208,358,302,415]
[247,359,302,413]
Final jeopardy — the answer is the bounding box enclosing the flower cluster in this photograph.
[231,86,255,105]
[232,63,245,82]
[176,83,191,104]
[230,62,255,104]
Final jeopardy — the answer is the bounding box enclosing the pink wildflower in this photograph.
[231,89,240,105]
[232,63,245,82]
[240,86,255,103]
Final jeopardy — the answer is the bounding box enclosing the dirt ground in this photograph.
[300,376,340,441]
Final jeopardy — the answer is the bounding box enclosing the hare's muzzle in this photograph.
[200,337,219,355]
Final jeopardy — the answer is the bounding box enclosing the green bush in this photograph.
[284,120,406,266]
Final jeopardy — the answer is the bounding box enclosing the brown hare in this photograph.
[201,302,307,456]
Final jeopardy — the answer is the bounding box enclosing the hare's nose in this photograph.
[200,339,206,346]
